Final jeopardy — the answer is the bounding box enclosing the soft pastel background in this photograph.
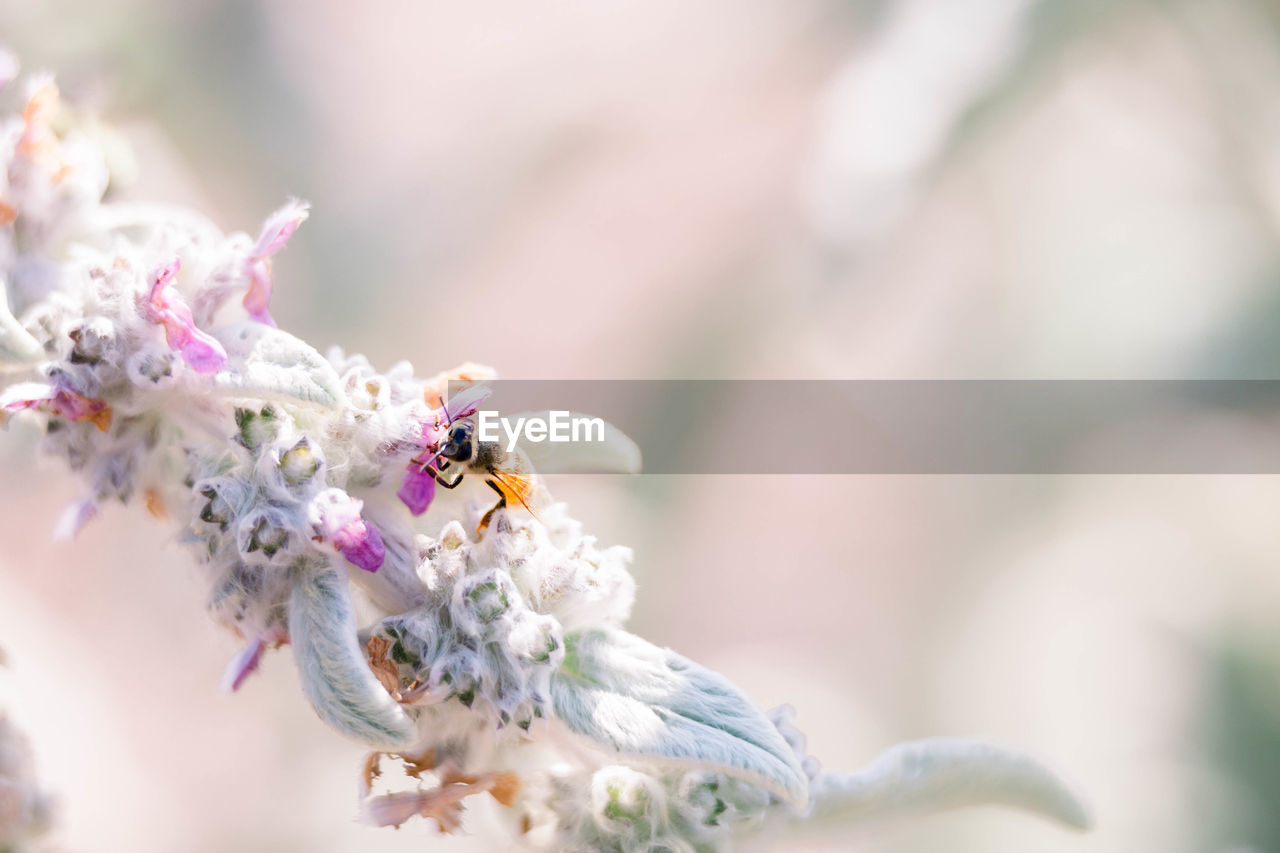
[3,0,1280,850]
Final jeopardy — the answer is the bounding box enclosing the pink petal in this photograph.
[309,489,385,571]
[144,258,228,373]
[147,257,181,308]
[53,497,98,541]
[420,415,447,448]
[335,518,385,572]
[242,200,307,325]
[222,636,266,692]
[0,381,53,412]
[48,389,113,429]
[2,384,113,431]
[177,328,229,373]
[397,465,437,516]
[243,259,276,327]
[251,199,309,258]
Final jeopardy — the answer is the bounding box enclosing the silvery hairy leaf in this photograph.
[289,564,418,750]
[214,322,344,409]
[552,627,809,807]
[0,281,41,365]
[805,737,1091,831]
[514,412,642,474]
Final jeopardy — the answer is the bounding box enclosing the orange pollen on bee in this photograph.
[0,198,16,226]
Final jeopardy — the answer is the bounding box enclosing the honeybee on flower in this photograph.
[399,383,553,531]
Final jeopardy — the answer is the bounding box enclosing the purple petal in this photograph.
[243,260,276,327]
[222,636,266,692]
[3,383,113,432]
[144,258,227,372]
[309,488,385,571]
[53,497,98,541]
[178,328,229,373]
[0,381,54,412]
[251,199,309,258]
[397,465,437,516]
[147,257,181,308]
[335,518,386,572]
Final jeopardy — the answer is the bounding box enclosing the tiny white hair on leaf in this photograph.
[0,281,42,366]
[288,564,418,751]
[551,628,809,808]
[213,323,345,411]
[514,412,642,474]
[804,737,1092,831]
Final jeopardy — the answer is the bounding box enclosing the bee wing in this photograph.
[510,411,642,474]
[489,448,552,517]
[442,384,493,422]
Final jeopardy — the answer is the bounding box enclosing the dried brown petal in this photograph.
[365,636,401,696]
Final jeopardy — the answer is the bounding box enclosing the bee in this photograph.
[410,385,548,532]
[429,416,549,532]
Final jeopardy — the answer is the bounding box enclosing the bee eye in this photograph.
[441,424,473,461]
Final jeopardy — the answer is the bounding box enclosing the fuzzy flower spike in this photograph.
[0,65,1092,850]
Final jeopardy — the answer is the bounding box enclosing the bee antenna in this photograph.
[418,446,448,472]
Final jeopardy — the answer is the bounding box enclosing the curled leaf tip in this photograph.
[805,737,1092,832]
[289,566,417,750]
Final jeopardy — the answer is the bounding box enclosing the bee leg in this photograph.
[478,480,507,532]
[429,462,465,490]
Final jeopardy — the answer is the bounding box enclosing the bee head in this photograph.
[441,421,474,462]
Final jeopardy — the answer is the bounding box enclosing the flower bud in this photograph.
[591,766,664,836]
[278,437,320,485]
[194,477,252,531]
[125,343,178,388]
[237,505,293,560]
[235,405,281,452]
[67,317,115,365]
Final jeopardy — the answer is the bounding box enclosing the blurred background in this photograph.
[3,0,1280,850]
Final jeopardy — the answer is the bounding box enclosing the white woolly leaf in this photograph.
[0,282,42,365]
[214,322,343,409]
[515,412,642,474]
[552,628,809,807]
[289,565,418,750]
[806,738,1091,831]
